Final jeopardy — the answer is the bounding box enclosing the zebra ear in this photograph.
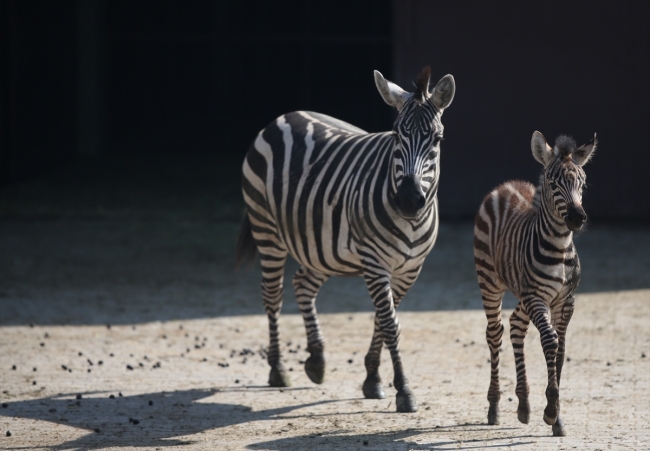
[573,133,597,166]
[431,74,455,110]
[531,131,553,166]
[374,70,412,111]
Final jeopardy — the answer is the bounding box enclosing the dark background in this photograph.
[1,0,648,220]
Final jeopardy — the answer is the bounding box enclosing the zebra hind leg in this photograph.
[362,312,385,399]
[481,287,506,425]
[292,266,329,384]
[260,251,291,387]
[550,293,575,437]
[510,303,531,424]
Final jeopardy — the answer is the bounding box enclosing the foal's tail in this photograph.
[235,211,257,270]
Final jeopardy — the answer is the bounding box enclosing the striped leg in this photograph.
[362,312,386,399]
[292,266,329,384]
[362,266,416,413]
[548,293,575,437]
[260,250,291,387]
[510,303,531,424]
[480,285,506,425]
[525,297,560,426]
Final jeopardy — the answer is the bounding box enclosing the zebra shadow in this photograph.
[0,388,342,450]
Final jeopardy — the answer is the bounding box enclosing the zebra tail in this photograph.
[235,210,257,270]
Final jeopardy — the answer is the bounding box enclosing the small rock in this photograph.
[11,365,16,370]
[126,365,133,370]
[109,395,115,399]
[119,392,123,397]
[94,428,100,433]
[235,379,240,384]
[33,367,37,372]
[78,352,83,356]
[87,369,91,373]
[642,353,646,358]
[606,361,611,366]
[363,440,368,446]
[98,361,103,365]
[87,359,93,366]
[6,431,11,437]
[40,343,45,347]
[109,353,114,357]
[32,381,37,385]
[132,419,140,425]
[148,400,153,406]
[567,357,572,362]
[508,397,513,401]
[347,359,353,364]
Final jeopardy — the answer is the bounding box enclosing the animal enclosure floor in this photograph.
[1,219,649,450]
[0,291,648,450]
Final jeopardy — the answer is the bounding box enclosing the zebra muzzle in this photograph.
[395,176,426,218]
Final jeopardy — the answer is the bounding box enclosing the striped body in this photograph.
[474,133,596,436]
[237,68,455,412]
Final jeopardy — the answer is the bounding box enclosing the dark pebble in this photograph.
[32,381,37,385]
[6,431,11,437]
[347,359,353,364]
[363,440,368,446]
[76,394,82,400]
[119,392,123,397]
[11,365,16,370]
[40,343,45,347]
[126,365,133,370]
[607,361,611,366]
[186,348,190,353]
[44,333,49,338]
[87,369,91,373]
[139,363,144,367]
[78,352,83,356]
[162,335,167,339]
[148,400,153,406]
[2,403,7,408]
[455,339,460,343]
[202,358,207,362]
[235,379,240,384]
[642,353,646,358]
[508,397,513,401]
[109,395,115,399]
[33,367,37,372]
[109,353,114,357]
[62,365,68,370]
[129,354,134,358]
[94,428,100,433]
[87,359,93,366]
[567,357,572,362]
[388,382,393,387]
[98,361,103,365]
[132,419,140,425]
[68,369,72,373]
[288,367,293,371]
[218,362,229,368]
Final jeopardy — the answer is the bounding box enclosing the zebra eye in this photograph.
[433,136,442,146]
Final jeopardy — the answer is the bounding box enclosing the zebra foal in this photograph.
[236,67,455,412]
[474,131,597,436]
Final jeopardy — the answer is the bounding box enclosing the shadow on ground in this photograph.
[0,387,539,451]
[1,217,648,326]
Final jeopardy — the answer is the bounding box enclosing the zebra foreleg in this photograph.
[292,266,329,384]
[362,313,385,399]
[260,251,291,387]
[526,298,560,427]
[482,289,505,425]
[510,303,531,424]
[549,293,575,437]
[363,269,416,413]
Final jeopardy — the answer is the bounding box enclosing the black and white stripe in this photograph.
[474,131,597,436]
[236,67,455,412]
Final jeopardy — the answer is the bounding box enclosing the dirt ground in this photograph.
[1,219,649,450]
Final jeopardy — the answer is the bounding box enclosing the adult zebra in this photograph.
[236,67,455,412]
[474,132,597,436]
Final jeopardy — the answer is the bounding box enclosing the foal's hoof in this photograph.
[543,409,558,426]
[268,366,291,387]
[304,353,325,384]
[552,418,567,437]
[517,398,530,424]
[487,404,500,425]
[396,389,418,413]
[362,376,385,399]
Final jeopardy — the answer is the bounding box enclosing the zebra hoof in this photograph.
[552,418,567,437]
[362,376,385,399]
[268,366,291,387]
[517,398,530,424]
[304,353,325,384]
[487,404,500,425]
[396,389,417,413]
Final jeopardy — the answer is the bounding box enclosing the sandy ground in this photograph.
[1,219,649,450]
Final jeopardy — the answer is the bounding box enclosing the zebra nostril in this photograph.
[415,194,426,209]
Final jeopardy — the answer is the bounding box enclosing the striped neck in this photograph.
[535,180,573,251]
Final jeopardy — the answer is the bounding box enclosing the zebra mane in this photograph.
[414,66,431,102]
[554,135,577,159]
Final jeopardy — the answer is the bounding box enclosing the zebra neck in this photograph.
[534,185,573,252]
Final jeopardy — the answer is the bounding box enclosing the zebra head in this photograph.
[531,131,597,231]
[374,67,455,219]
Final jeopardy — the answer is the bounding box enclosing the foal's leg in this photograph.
[260,250,290,387]
[549,293,575,437]
[481,287,506,425]
[510,303,531,424]
[524,297,560,426]
[362,312,385,399]
[292,266,329,384]
[362,265,416,412]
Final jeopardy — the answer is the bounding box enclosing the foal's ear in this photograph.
[374,70,412,111]
[531,131,554,166]
[431,74,455,111]
[573,133,597,166]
